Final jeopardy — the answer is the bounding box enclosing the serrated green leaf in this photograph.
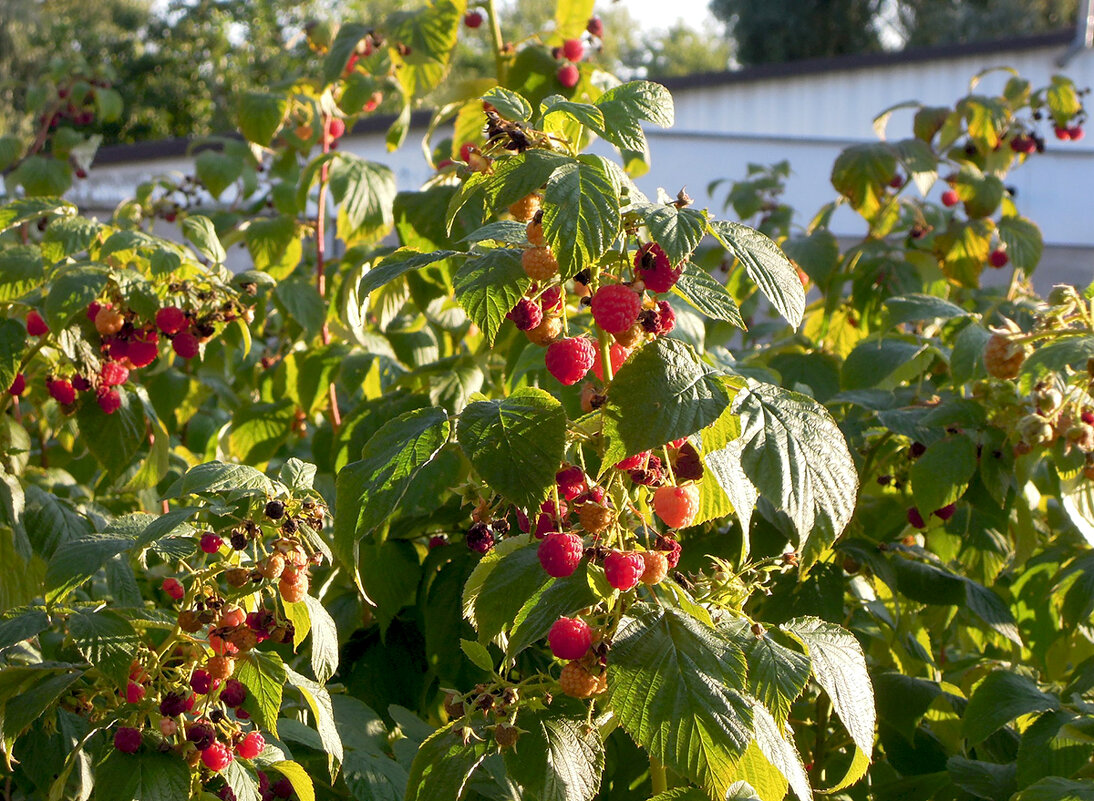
[238,91,289,147]
[634,203,706,266]
[482,87,532,121]
[93,749,191,801]
[67,610,139,685]
[452,248,531,343]
[708,219,805,327]
[998,215,1043,274]
[744,631,811,724]
[236,650,287,735]
[182,215,226,264]
[195,150,243,200]
[541,155,621,280]
[503,713,603,801]
[909,434,977,516]
[358,249,462,299]
[962,671,1058,745]
[405,723,488,801]
[0,197,76,233]
[672,263,746,328]
[44,266,109,331]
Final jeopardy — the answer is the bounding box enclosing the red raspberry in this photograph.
[555,466,587,500]
[604,551,645,591]
[87,302,102,321]
[126,334,159,368]
[941,190,959,207]
[653,484,700,529]
[113,727,142,754]
[8,373,25,396]
[465,522,495,554]
[202,742,233,772]
[673,442,704,482]
[639,300,676,335]
[125,681,146,703]
[540,286,563,314]
[101,361,129,387]
[156,306,187,334]
[220,605,246,628]
[220,678,247,708]
[464,10,483,28]
[47,378,76,405]
[545,337,596,385]
[535,499,568,538]
[272,777,294,799]
[592,341,629,381]
[629,454,665,486]
[557,63,579,89]
[1069,126,1085,141]
[72,375,92,392]
[199,533,223,554]
[105,337,128,362]
[162,577,184,600]
[236,731,265,759]
[173,332,200,359]
[190,669,219,695]
[561,38,584,61]
[933,503,957,521]
[1055,125,1071,140]
[587,16,604,37]
[547,617,592,659]
[907,507,926,529]
[26,310,48,336]
[1082,410,1094,426]
[591,284,642,334]
[635,243,682,293]
[988,249,1009,268]
[507,298,542,331]
[326,117,346,141]
[538,532,584,578]
[615,452,648,471]
[159,690,192,717]
[655,534,682,568]
[187,720,217,750]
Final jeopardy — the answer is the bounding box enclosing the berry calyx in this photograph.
[26,310,48,336]
[557,63,580,89]
[591,283,643,334]
[634,242,682,293]
[561,38,584,61]
[47,378,76,405]
[464,10,483,28]
[199,533,223,554]
[201,742,233,772]
[162,577,184,600]
[545,337,596,385]
[156,306,187,335]
[988,249,1009,268]
[522,247,559,281]
[538,532,584,578]
[603,551,645,591]
[172,332,200,359]
[653,484,700,529]
[941,189,959,207]
[640,551,669,585]
[236,731,265,759]
[113,727,142,754]
[547,616,592,660]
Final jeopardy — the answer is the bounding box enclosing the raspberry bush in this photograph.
[2,2,1093,801]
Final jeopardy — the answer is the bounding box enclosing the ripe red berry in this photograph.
[172,332,200,359]
[586,16,604,37]
[615,452,649,471]
[1069,126,1084,141]
[162,577,184,600]
[561,38,584,61]
[1055,126,1071,140]
[155,306,187,335]
[538,532,584,578]
[989,249,1009,268]
[603,551,645,591]
[201,742,233,772]
[634,242,682,293]
[907,507,926,529]
[653,484,700,529]
[220,678,247,708]
[506,298,543,331]
[8,373,25,396]
[459,142,476,162]
[236,731,265,759]
[26,310,48,336]
[592,341,629,381]
[159,690,194,717]
[591,283,642,334]
[326,117,346,141]
[1082,410,1094,426]
[655,533,682,568]
[464,10,483,27]
[547,616,592,659]
[540,285,563,314]
[555,466,587,500]
[557,63,580,89]
[101,361,129,387]
[545,337,596,385]
[933,503,957,521]
[47,378,75,405]
[125,681,145,703]
[190,669,219,695]
[941,190,959,208]
[200,533,223,554]
[113,727,142,754]
[126,335,159,368]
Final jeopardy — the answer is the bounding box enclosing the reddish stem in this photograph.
[316,114,341,431]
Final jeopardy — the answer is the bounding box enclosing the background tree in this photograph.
[894,0,1078,47]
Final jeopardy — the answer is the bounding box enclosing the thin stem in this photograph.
[485,0,508,85]
[316,114,341,432]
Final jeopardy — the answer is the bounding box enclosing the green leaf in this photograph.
[45,533,134,604]
[593,81,675,156]
[482,87,532,121]
[998,216,1043,274]
[608,604,752,797]
[268,761,315,801]
[953,165,1004,219]
[387,1,461,96]
[842,338,934,391]
[195,150,243,199]
[334,408,450,567]
[323,22,370,85]
[274,275,326,338]
[0,245,46,303]
[0,319,26,393]
[343,749,409,801]
[44,266,109,331]
[874,672,942,744]
[892,137,938,195]
[457,388,567,509]
[749,700,812,801]
[452,248,531,343]
[10,156,71,196]
[720,382,858,567]
[884,294,968,325]
[75,388,147,483]
[781,616,875,754]
[541,155,621,280]
[67,610,139,685]
[0,197,76,233]
[94,88,123,123]
[708,219,805,328]
[961,95,1008,149]
[634,203,707,266]
[229,400,295,464]
[1013,777,1094,801]
[553,0,596,39]
[235,650,288,735]
[962,671,1058,745]
[238,91,289,146]
[181,215,226,264]
[358,249,462,299]
[93,749,191,801]
[0,609,49,651]
[164,462,275,498]
[672,263,746,329]
[303,595,339,684]
[909,434,978,516]
[830,142,897,219]
[503,714,604,801]
[947,756,1016,801]
[405,723,489,801]
[1,669,82,742]
[601,338,734,468]
[328,155,396,243]
[459,638,494,673]
[446,150,569,233]
[1016,711,1094,791]
[744,631,811,724]
[245,216,302,279]
[462,535,543,642]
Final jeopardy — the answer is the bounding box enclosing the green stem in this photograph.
[649,757,668,795]
[484,0,508,85]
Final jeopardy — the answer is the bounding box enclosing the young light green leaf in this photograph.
[707,219,805,328]
[672,263,746,329]
[303,595,339,684]
[541,155,621,280]
[181,215,226,264]
[633,203,706,266]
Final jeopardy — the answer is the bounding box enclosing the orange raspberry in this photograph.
[526,217,545,247]
[525,315,563,346]
[577,501,614,535]
[559,661,606,698]
[983,333,1026,380]
[279,566,309,603]
[95,306,125,336]
[509,194,541,222]
[259,552,286,580]
[205,655,235,681]
[639,551,669,585]
[653,484,700,529]
[522,247,558,281]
